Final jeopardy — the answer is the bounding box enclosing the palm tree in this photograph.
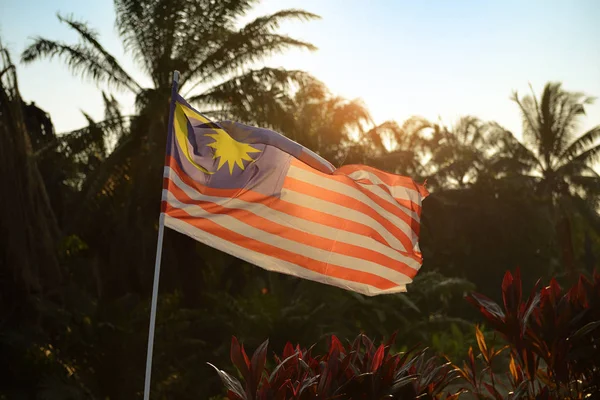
[350,118,427,179]
[216,77,374,165]
[0,43,61,296]
[280,80,372,165]
[22,3,318,115]
[20,1,320,297]
[494,82,600,274]
[398,116,497,190]
[21,1,319,196]
[20,4,321,397]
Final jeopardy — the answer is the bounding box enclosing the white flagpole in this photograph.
[143,70,180,400]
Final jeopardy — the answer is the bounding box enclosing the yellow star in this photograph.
[205,128,261,174]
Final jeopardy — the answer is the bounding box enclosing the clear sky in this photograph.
[1,0,599,138]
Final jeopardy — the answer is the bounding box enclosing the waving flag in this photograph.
[162,94,428,296]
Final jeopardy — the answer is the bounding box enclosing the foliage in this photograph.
[0,41,61,295]
[19,2,323,316]
[2,1,600,398]
[459,268,600,399]
[211,334,460,400]
[211,269,600,399]
[494,83,600,275]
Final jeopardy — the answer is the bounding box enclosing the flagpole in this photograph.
[143,70,180,400]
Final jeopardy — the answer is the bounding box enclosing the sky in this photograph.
[1,0,599,138]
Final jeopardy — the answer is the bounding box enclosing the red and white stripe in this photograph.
[162,158,427,296]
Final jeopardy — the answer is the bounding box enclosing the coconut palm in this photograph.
[222,78,373,165]
[395,116,497,190]
[19,4,322,397]
[20,1,320,297]
[281,80,372,165]
[21,1,319,207]
[350,118,427,179]
[507,83,600,200]
[493,82,600,274]
[22,2,318,114]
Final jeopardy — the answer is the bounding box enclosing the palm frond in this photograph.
[33,115,131,160]
[362,121,401,153]
[570,195,600,234]
[182,9,318,90]
[454,116,484,145]
[113,0,154,75]
[558,143,600,174]
[189,67,315,128]
[102,92,128,144]
[559,126,600,163]
[538,82,561,162]
[67,133,137,229]
[511,89,541,157]
[114,0,274,87]
[245,9,319,32]
[22,38,135,92]
[330,98,371,133]
[204,0,261,23]
[553,91,588,156]
[569,175,600,196]
[56,13,141,92]
[191,35,315,89]
[401,116,433,137]
[487,122,541,171]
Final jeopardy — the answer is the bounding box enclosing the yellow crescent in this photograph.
[173,101,215,175]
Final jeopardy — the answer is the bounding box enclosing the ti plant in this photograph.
[211,268,600,399]
[462,268,600,399]
[210,333,460,399]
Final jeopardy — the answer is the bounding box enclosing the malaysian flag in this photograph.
[161,94,428,296]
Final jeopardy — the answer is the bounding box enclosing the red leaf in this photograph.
[384,331,398,355]
[295,344,303,359]
[467,346,476,384]
[250,339,269,395]
[274,381,290,400]
[466,293,504,321]
[231,337,251,381]
[381,354,400,384]
[371,344,385,372]
[502,268,522,315]
[226,389,245,400]
[501,270,514,309]
[475,325,489,363]
[483,383,503,400]
[548,278,561,303]
[282,342,295,359]
[329,335,345,356]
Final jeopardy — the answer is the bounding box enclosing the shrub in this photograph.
[210,333,460,399]
[462,268,600,399]
[212,269,600,399]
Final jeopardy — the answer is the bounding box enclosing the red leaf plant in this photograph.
[209,333,460,399]
[464,268,600,399]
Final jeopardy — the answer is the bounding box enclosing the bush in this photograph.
[213,269,600,399]
[210,334,460,399]
[462,268,600,399]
